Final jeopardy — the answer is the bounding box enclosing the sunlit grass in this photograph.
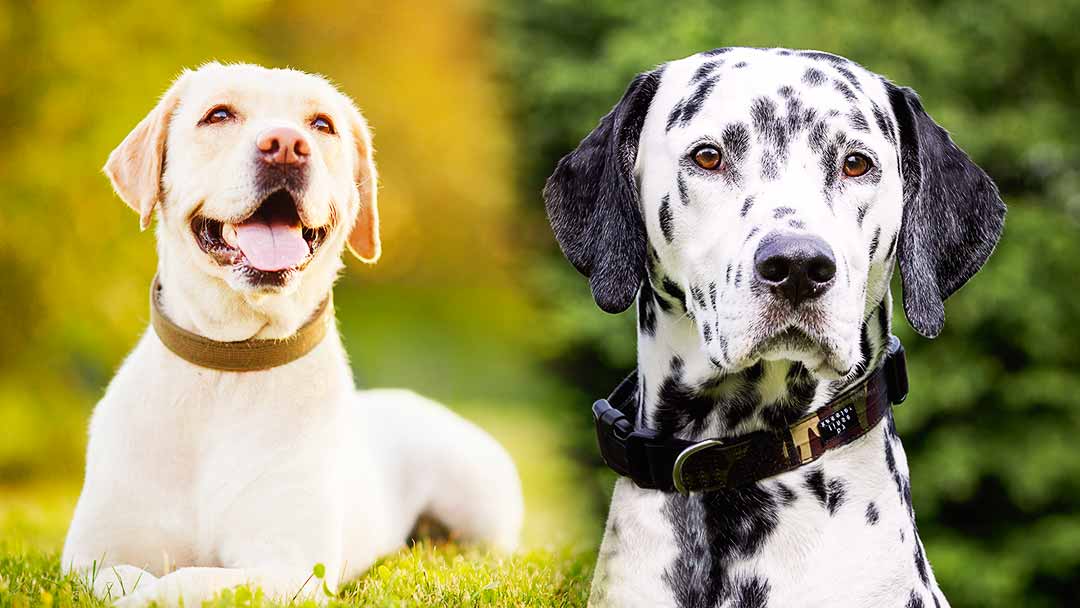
[0,400,599,607]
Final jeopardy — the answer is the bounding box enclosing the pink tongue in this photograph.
[235,219,309,271]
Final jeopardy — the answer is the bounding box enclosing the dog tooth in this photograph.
[222,223,239,247]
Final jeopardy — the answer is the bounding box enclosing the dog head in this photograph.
[545,48,1004,378]
[105,62,379,301]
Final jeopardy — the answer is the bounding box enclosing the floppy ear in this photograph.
[345,107,381,264]
[543,68,664,313]
[103,71,190,230]
[887,84,1006,338]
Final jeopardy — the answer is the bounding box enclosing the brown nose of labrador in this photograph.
[256,127,311,166]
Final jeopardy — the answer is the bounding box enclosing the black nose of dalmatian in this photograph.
[754,233,837,307]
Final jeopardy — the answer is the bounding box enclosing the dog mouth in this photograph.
[749,325,852,378]
[192,189,328,283]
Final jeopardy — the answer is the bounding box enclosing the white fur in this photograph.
[63,63,523,606]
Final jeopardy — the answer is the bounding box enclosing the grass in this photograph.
[0,401,601,607]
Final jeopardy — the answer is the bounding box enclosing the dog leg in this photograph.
[111,566,326,607]
[360,389,524,552]
[67,563,159,604]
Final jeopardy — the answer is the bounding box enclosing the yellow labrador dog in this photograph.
[62,63,523,606]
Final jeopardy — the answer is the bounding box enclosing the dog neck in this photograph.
[635,274,894,442]
[155,247,341,342]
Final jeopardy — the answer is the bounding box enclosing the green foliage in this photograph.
[493,1,1080,606]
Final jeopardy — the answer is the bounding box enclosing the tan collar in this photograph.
[150,275,333,372]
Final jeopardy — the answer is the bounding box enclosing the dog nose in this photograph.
[256,127,310,165]
[754,233,837,307]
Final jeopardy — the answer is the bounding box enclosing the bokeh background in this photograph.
[1,1,1078,606]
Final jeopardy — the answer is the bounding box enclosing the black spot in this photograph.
[884,429,915,520]
[868,226,882,260]
[849,108,870,132]
[835,65,862,90]
[722,122,751,164]
[709,282,718,307]
[703,322,713,343]
[773,206,796,218]
[723,384,760,430]
[876,299,890,343]
[661,278,686,311]
[691,60,722,84]
[732,576,770,608]
[659,194,675,242]
[745,361,764,382]
[865,501,880,525]
[760,151,779,181]
[808,120,829,153]
[776,482,797,505]
[745,227,760,243]
[857,320,872,374]
[906,590,925,608]
[826,478,847,515]
[820,133,843,192]
[914,537,930,585]
[725,263,733,284]
[638,282,657,336]
[652,357,715,435]
[703,47,733,56]
[804,468,828,507]
[871,101,897,145]
[677,172,690,205]
[833,79,857,101]
[778,85,795,98]
[734,267,742,288]
[750,97,789,160]
[691,285,708,309]
[802,67,826,86]
[667,101,685,131]
[784,95,804,135]
[734,61,748,69]
[664,487,779,608]
[679,75,720,125]
[762,363,817,430]
[740,196,755,217]
[788,219,805,230]
[857,203,870,227]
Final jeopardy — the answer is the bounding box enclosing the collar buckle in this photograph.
[672,439,726,495]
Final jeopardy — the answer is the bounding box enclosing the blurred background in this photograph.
[1,1,1078,606]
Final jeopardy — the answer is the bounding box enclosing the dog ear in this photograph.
[345,106,381,264]
[543,68,664,313]
[104,71,191,231]
[887,84,1006,338]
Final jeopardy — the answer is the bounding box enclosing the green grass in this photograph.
[0,543,593,608]
[0,401,600,607]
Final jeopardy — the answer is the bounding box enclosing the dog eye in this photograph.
[842,153,872,178]
[200,106,235,125]
[311,115,336,135]
[691,145,723,170]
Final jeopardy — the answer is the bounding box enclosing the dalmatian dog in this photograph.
[544,48,1005,607]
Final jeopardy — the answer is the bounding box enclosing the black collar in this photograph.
[592,336,909,494]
